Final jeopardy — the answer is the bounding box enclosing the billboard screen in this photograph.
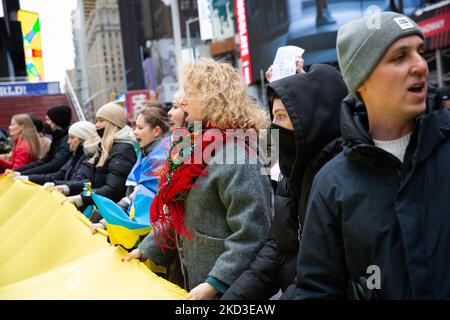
[245,0,423,83]
[211,0,236,41]
[411,2,450,51]
[17,10,44,82]
[197,0,214,40]
[0,81,60,97]
[126,90,151,121]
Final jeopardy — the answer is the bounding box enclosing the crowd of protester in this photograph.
[2,11,450,300]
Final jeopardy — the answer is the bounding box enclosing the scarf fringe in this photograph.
[150,129,218,250]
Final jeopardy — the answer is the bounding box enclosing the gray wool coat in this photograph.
[138,137,272,292]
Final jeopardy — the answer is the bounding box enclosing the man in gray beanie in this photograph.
[295,11,450,299]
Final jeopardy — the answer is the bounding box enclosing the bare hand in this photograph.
[42,182,56,189]
[6,170,20,177]
[51,184,69,195]
[62,195,82,207]
[64,196,76,204]
[12,175,28,181]
[183,282,218,300]
[295,55,305,73]
[122,248,146,262]
[90,222,105,234]
[265,65,273,83]
[50,185,63,192]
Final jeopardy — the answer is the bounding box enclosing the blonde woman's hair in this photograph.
[173,89,185,103]
[182,58,269,132]
[12,114,40,159]
[90,120,120,167]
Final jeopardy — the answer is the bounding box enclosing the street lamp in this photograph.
[86,63,113,106]
[186,17,199,59]
[161,0,183,83]
[83,87,112,107]
[83,86,113,120]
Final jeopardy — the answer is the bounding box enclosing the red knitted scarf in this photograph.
[150,126,226,250]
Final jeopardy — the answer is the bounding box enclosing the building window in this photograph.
[180,0,190,10]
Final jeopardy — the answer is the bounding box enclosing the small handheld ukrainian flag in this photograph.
[90,136,170,249]
[91,193,152,249]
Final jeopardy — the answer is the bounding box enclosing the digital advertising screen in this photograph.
[17,10,44,82]
[245,0,424,83]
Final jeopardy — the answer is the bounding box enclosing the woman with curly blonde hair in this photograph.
[182,58,268,131]
[124,58,272,300]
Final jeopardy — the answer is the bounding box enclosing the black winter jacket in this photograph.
[70,142,137,207]
[16,128,72,175]
[295,88,450,299]
[222,64,348,300]
[28,145,92,195]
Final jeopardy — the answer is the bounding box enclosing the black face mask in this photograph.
[43,123,54,135]
[271,123,296,178]
[96,128,105,138]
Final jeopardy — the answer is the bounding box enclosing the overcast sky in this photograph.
[19,0,78,85]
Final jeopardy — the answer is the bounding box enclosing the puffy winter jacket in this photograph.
[28,145,92,195]
[16,128,72,175]
[295,88,450,299]
[70,126,137,207]
[0,136,37,170]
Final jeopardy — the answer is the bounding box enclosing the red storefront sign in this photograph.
[235,0,253,85]
[412,3,450,50]
[126,90,150,121]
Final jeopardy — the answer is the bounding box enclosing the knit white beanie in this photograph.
[69,121,100,155]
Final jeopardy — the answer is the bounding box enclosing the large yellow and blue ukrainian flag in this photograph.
[92,136,170,249]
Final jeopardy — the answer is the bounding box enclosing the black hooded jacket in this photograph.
[16,128,72,175]
[222,64,348,300]
[70,142,137,209]
[295,88,450,299]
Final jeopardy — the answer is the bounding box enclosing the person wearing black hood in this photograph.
[15,105,73,175]
[222,64,348,300]
[295,12,450,300]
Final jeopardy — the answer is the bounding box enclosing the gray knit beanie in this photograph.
[96,102,127,129]
[337,11,424,98]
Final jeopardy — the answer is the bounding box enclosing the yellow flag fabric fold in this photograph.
[0,175,186,299]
